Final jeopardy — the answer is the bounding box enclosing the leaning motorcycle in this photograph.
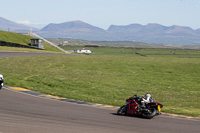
[117,95,163,119]
[0,75,4,90]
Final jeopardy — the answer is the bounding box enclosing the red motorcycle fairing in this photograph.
[126,101,142,115]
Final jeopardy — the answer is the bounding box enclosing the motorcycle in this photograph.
[0,75,4,90]
[117,95,163,119]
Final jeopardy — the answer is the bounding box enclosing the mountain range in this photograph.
[1,16,200,45]
[0,17,38,32]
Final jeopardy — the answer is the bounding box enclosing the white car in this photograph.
[0,74,4,89]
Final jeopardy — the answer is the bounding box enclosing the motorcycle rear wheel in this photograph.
[142,108,157,119]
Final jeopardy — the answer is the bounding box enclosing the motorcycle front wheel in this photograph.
[117,105,126,115]
[142,108,157,119]
[0,82,3,90]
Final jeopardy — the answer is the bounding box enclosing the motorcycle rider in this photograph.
[0,74,4,89]
[141,93,153,108]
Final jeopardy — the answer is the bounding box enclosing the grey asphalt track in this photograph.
[0,51,64,58]
[0,52,200,133]
[1,87,200,133]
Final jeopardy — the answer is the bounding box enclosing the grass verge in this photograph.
[0,49,200,116]
[0,30,34,46]
[0,30,64,53]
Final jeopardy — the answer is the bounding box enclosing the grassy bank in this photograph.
[0,45,63,53]
[0,30,33,46]
[0,30,63,53]
[0,48,200,116]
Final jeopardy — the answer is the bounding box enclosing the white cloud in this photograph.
[16,20,31,25]
[15,20,47,29]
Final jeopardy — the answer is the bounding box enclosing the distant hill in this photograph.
[39,21,110,40]
[37,21,200,45]
[1,16,200,45]
[107,23,200,45]
[41,21,105,32]
[0,17,38,32]
[107,23,198,36]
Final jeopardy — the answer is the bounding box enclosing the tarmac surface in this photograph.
[0,51,64,58]
[0,87,200,133]
[0,51,200,133]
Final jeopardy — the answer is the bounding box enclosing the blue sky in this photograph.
[1,0,200,29]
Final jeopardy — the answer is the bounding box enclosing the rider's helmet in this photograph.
[145,93,151,98]
[0,74,3,81]
[145,93,153,102]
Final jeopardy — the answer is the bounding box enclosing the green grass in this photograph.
[0,30,64,53]
[0,47,200,117]
[43,43,64,53]
[0,30,34,46]
[0,45,63,53]
[48,38,200,49]
[63,45,200,57]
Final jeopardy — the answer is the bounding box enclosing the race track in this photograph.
[0,52,200,133]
